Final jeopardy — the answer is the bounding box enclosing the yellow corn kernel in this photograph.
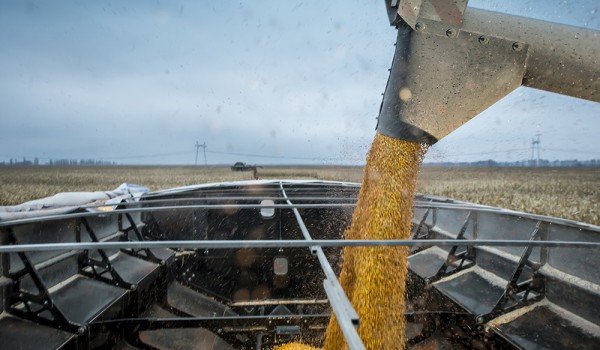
[283,132,427,350]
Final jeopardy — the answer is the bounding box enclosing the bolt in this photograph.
[415,22,425,31]
[130,284,138,291]
[446,28,457,38]
[476,316,485,324]
[478,36,489,45]
[217,328,223,334]
[78,326,86,335]
[512,42,523,51]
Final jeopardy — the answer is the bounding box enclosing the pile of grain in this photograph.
[276,133,427,349]
[275,343,319,350]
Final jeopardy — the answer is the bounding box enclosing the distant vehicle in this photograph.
[230,162,257,171]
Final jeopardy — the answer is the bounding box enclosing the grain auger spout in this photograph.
[378,0,600,145]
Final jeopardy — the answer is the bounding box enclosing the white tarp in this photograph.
[0,183,149,222]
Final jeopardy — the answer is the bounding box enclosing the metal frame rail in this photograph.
[279,182,365,350]
[0,239,597,254]
[1,201,595,232]
[1,181,599,349]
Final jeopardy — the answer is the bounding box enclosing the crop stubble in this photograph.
[0,165,597,225]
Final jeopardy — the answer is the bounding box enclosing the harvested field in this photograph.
[0,165,598,225]
[417,167,599,226]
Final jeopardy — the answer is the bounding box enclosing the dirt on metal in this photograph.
[275,343,320,350]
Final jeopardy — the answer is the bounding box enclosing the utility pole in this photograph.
[195,141,207,166]
[536,134,541,167]
[531,134,541,167]
[195,142,200,165]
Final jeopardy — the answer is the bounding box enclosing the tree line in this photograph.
[1,158,117,166]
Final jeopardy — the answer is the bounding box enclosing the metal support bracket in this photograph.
[78,218,134,290]
[119,213,161,264]
[410,209,433,254]
[2,229,81,333]
[429,212,475,283]
[477,222,545,323]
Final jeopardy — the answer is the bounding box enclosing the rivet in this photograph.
[478,36,489,45]
[512,42,523,51]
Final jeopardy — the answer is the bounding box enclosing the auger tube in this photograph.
[378,0,600,144]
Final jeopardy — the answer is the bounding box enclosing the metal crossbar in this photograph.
[3,199,597,233]
[140,186,359,199]
[10,196,359,212]
[0,203,356,227]
[0,239,597,253]
[90,314,330,331]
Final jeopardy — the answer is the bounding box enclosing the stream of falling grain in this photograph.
[275,133,427,350]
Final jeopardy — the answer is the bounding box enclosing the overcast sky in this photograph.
[1,0,598,165]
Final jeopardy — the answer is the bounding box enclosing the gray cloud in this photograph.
[0,0,598,165]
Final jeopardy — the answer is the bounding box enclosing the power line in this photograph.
[542,148,600,155]
[206,149,338,161]
[96,151,191,160]
[428,148,531,158]
[1,146,597,164]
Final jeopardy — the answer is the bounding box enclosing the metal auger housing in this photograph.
[378,0,600,144]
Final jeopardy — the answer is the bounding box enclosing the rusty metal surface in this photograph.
[397,0,468,29]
